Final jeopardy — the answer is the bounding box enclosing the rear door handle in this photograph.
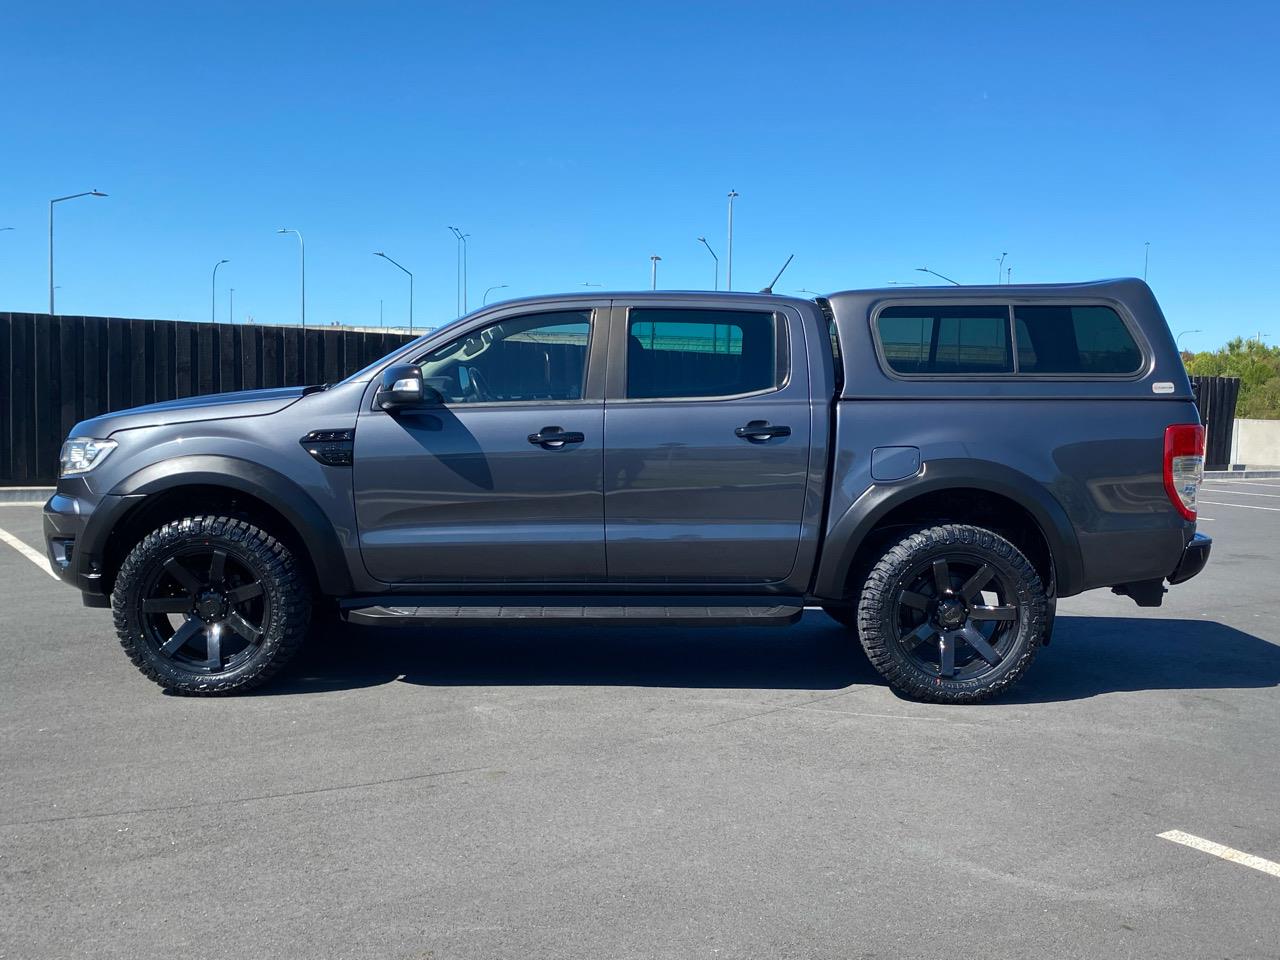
[735,421,791,442]
[528,426,585,448]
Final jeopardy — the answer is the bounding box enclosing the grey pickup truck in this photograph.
[44,279,1210,702]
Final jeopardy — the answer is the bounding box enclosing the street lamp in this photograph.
[211,259,229,322]
[726,190,739,290]
[1176,329,1201,351]
[697,236,719,290]
[915,266,961,286]
[1144,241,1150,281]
[373,251,414,332]
[229,288,235,324]
[997,251,1007,284]
[448,226,469,316]
[650,255,661,290]
[276,228,305,326]
[49,190,107,315]
[483,284,508,305]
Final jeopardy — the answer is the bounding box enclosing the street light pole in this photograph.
[483,284,508,305]
[211,259,229,322]
[373,251,414,332]
[448,226,470,316]
[726,190,739,290]
[915,266,961,286]
[650,255,661,290]
[1176,329,1201,352]
[997,251,1007,284]
[276,228,305,326]
[49,190,107,315]
[229,288,235,324]
[1144,241,1150,282]
[697,236,719,290]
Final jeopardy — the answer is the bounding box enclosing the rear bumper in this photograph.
[1167,531,1212,585]
[1110,531,1211,606]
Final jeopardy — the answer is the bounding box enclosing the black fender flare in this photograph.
[812,458,1085,600]
[102,454,354,595]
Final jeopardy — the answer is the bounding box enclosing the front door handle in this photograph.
[528,426,585,448]
[735,420,791,442]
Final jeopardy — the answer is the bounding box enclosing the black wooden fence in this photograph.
[1190,375,1241,470]
[1,313,414,485]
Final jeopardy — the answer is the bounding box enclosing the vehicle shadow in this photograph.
[261,612,1280,704]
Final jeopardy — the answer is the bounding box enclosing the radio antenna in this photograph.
[760,254,794,294]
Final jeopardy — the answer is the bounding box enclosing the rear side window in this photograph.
[1014,305,1142,374]
[626,308,784,399]
[877,305,1012,374]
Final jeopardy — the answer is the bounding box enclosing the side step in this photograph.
[340,595,804,628]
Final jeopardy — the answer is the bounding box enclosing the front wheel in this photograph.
[856,524,1047,704]
[112,516,311,694]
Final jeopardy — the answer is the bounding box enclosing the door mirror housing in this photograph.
[377,364,441,411]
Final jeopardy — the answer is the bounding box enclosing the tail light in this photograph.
[1163,423,1205,521]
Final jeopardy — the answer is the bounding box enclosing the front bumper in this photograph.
[43,489,143,604]
[1167,531,1212,585]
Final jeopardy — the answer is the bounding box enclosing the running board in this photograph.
[340,596,804,628]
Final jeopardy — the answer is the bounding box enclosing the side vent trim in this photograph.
[300,429,355,467]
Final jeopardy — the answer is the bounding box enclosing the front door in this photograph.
[603,303,814,583]
[354,306,607,584]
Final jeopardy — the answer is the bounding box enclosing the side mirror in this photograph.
[377,364,440,411]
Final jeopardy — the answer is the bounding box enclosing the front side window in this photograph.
[1015,305,1142,374]
[416,310,591,403]
[877,305,1013,375]
[626,308,783,399]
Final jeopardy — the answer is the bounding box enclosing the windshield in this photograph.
[336,316,468,385]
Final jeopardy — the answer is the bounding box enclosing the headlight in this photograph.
[59,438,118,476]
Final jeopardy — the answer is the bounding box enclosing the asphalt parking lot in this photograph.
[2,480,1279,960]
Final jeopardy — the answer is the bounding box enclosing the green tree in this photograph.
[1185,337,1280,419]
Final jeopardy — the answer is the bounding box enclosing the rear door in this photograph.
[353,303,608,584]
[602,301,813,583]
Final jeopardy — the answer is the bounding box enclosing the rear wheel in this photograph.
[112,516,311,694]
[856,523,1047,704]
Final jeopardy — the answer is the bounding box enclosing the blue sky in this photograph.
[0,0,1275,352]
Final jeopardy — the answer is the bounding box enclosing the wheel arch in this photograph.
[813,459,1085,601]
[98,455,354,597]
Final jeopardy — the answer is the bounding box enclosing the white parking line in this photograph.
[1205,479,1280,488]
[1198,488,1280,499]
[1159,830,1280,879]
[1198,499,1280,513]
[0,527,59,580]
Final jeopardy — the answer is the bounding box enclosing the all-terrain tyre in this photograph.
[112,515,311,694]
[856,523,1047,704]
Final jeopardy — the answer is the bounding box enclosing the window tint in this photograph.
[1015,305,1142,374]
[626,308,783,399]
[877,305,1012,374]
[416,310,591,403]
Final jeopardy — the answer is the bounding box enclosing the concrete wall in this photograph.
[1231,418,1280,468]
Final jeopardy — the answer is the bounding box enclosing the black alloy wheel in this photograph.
[890,554,1019,681]
[138,543,270,673]
[856,524,1047,703]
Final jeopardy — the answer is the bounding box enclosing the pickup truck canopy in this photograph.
[824,278,1193,402]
